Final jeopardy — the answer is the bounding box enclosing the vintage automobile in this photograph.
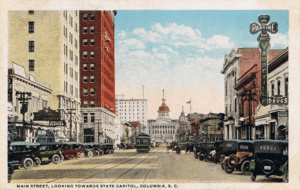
[34,142,64,165]
[100,142,114,154]
[8,141,40,169]
[204,142,216,162]
[83,142,104,157]
[220,140,238,170]
[250,140,288,182]
[198,142,207,161]
[170,141,178,152]
[193,141,201,159]
[213,141,223,164]
[223,141,254,175]
[8,161,14,183]
[62,142,85,159]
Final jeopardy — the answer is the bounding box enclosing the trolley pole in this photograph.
[16,91,31,141]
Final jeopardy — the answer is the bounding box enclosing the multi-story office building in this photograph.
[115,94,148,133]
[79,11,117,143]
[9,10,81,142]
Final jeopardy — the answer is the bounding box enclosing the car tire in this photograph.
[87,151,93,158]
[23,157,34,169]
[94,151,99,156]
[241,160,251,175]
[34,157,41,167]
[225,163,234,174]
[99,150,104,156]
[221,163,225,170]
[80,152,85,159]
[52,154,61,164]
[251,172,256,181]
[111,150,114,154]
[194,153,198,159]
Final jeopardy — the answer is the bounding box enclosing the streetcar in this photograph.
[136,133,151,153]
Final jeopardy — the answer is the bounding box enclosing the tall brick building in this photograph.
[79,11,117,143]
[234,48,281,140]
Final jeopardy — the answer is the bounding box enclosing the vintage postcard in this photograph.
[1,0,300,190]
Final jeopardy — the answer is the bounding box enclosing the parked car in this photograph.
[198,142,207,161]
[223,141,254,175]
[220,140,238,170]
[100,142,114,154]
[204,142,216,162]
[250,140,288,182]
[62,142,85,159]
[193,141,201,159]
[34,142,64,165]
[213,141,223,164]
[83,142,104,157]
[8,141,40,169]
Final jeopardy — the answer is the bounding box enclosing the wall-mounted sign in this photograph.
[8,69,13,102]
[34,108,61,121]
[49,120,66,127]
[267,96,288,104]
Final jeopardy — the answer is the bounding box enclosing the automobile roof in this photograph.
[11,141,40,146]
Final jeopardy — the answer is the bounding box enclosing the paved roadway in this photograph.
[11,145,285,183]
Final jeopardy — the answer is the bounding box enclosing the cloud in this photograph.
[133,28,161,42]
[118,38,146,50]
[270,33,288,48]
[206,35,235,49]
[118,30,126,39]
[152,46,179,55]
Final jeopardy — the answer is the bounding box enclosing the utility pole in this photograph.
[66,108,76,142]
[16,91,31,141]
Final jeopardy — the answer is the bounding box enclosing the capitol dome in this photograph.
[159,103,170,112]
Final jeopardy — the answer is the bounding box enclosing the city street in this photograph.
[11,145,284,184]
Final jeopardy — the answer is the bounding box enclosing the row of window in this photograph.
[64,26,78,48]
[83,63,95,71]
[64,81,79,98]
[83,88,95,96]
[270,77,288,96]
[118,112,144,115]
[64,63,79,81]
[83,13,95,21]
[82,26,94,34]
[83,76,95,83]
[103,90,114,102]
[119,105,144,108]
[119,101,144,104]
[119,116,144,120]
[83,38,95,46]
[64,44,78,64]
[103,65,114,82]
[83,51,95,58]
[103,78,113,93]
[83,100,95,108]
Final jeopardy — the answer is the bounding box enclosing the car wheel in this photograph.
[194,153,198,159]
[87,151,94,158]
[23,157,34,169]
[80,152,85,159]
[106,149,111,154]
[221,163,225,170]
[34,157,41,167]
[99,150,104,156]
[225,163,234,174]
[241,160,251,175]
[251,172,256,181]
[111,150,114,154]
[219,156,224,163]
[95,151,99,156]
[52,154,61,164]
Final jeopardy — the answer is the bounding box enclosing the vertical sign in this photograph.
[250,14,278,106]
[8,69,13,102]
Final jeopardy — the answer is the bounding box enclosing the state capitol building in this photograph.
[148,91,179,143]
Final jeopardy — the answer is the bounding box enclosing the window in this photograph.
[29,22,34,33]
[277,80,281,95]
[90,113,95,122]
[83,76,88,83]
[90,63,95,71]
[84,88,88,96]
[271,83,274,96]
[90,26,94,34]
[66,82,68,92]
[84,113,88,122]
[83,63,88,71]
[83,26,88,33]
[28,10,34,14]
[83,13,88,21]
[91,76,95,83]
[285,77,288,96]
[90,13,95,21]
[29,41,34,52]
[90,51,95,58]
[70,85,73,95]
[91,101,95,107]
[29,60,34,71]
[91,88,95,96]
[66,64,68,74]
[90,39,95,46]
[83,51,88,58]
[83,38,88,45]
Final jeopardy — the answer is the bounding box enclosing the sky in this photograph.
[114,10,289,120]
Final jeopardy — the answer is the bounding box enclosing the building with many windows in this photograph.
[79,11,117,143]
[115,94,148,133]
[9,10,81,142]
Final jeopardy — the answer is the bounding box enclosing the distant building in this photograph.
[115,94,148,134]
[79,11,117,143]
[148,91,179,143]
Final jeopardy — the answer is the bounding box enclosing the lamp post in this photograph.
[16,91,32,141]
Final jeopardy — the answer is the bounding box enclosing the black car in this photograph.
[8,141,40,169]
[250,140,288,182]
